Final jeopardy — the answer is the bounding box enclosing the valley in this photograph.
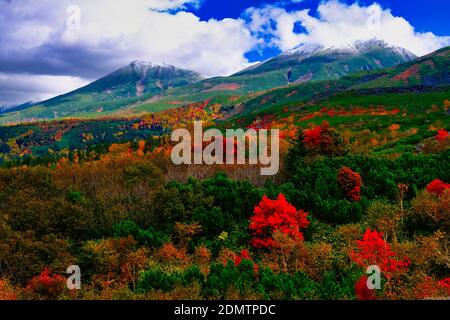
[0,40,449,301]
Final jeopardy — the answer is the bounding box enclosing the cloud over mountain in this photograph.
[245,0,450,55]
[0,0,449,105]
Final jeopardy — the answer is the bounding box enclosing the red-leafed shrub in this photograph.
[249,194,309,249]
[304,125,323,146]
[355,275,377,300]
[302,121,344,156]
[351,229,411,300]
[426,179,450,196]
[234,249,251,266]
[435,129,449,142]
[350,229,410,279]
[26,268,66,299]
[438,278,450,296]
[414,276,450,299]
[414,276,442,299]
[303,121,335,149]
[233,249,259,274]
[338,167,363,201]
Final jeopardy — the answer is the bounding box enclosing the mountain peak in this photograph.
[285,39,416,58]
[284,43,324,56]
[129,60,170,68]
[235,38,417,81]
[352,39,389,51]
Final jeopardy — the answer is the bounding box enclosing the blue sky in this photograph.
[195,0,450,34]
[0,0,449,105]
[192,0,450,62]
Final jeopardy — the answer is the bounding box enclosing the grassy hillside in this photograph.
[0,45,449,301]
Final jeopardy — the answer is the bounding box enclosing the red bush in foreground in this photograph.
[351,229,411,300]
[304,125,324,147]
[355,275,377,300]
[249,194,309,249]
[414,276,450,299]
[303,121,336,151]
[435,129,449,142]
[233,249,259,274]
[438,278,450,295]
[26,268,66,299]
[350,229,410,279]
[426,179,450,196]
[338,167,363,201]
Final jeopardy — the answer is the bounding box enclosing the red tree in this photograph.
[304,125,323,146]
[435,129,449,142]
[233,249,259,274]
[355,275,377,300]
[426,179,450,196]
[414,276,450,299]
[303,121,344,156]
[26,268,66,299]
[249,194,309,249]
[351,229,411,300]
[438,278,450,296]
[350,229,410,279]
[338,167,363,201]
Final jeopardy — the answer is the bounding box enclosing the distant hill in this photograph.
[234,39,416,83]
[0,100,41,114]
[63,60,203,101]
[234,46,450,116]
[125,40,421,115]
[0,61,202,123]
[0,40,438,124]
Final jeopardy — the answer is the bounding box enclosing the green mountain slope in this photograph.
[0,61,202,124]
[124,40,418,115]
[234,39,416,82]
[0,47,448,165]
[0,40,419,124]
[234,46,450,116]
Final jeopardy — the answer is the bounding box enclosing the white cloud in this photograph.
[0,0,449,105]
[0,0,256,104]
[0,0,255,77]
[0,72,88,105]
[246,0,450,56]
[147,0,202,10]
[60,2,256,76]
[246,6,308,51]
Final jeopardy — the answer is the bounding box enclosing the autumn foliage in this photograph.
[26,268,66,299]
[302,121,345,156]
[426,179,450,196]
[233,249,259,274]
[354,275,377,300]
[414,276,450,299]
[351,229,411,279]
[249,194,309,249]
[338,167,363,201]
[0,279,17,300]
[435,129,449,142]
[304,124,324,146]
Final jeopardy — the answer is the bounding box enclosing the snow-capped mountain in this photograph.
[234,39,417,84]
[31,61,203,110]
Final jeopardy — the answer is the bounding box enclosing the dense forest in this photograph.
[0,97,449,299]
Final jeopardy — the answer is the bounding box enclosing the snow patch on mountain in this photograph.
[285,39,417,60]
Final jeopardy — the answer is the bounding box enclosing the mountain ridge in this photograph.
[0,40,445,124]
